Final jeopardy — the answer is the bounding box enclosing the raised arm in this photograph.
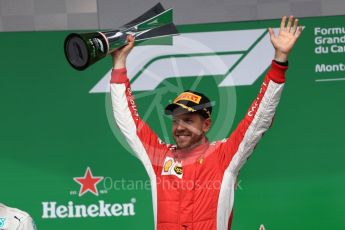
[110,36,168,174]
[217,16,303,173]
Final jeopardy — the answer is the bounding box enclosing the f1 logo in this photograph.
[90,28,277,93]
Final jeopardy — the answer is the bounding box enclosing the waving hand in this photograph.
[268,16,303,62]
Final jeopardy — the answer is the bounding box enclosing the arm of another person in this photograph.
[110,36,168,174]
[217,16,303,173]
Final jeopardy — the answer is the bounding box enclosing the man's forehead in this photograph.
[172,110,199,119]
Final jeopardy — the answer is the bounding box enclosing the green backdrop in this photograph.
[1,15,345,229]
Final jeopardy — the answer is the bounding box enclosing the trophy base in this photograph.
[64,33,108,71]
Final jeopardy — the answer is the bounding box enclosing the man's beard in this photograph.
[174,131,205,150]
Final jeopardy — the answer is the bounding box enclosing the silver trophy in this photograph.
[64,3,179,71]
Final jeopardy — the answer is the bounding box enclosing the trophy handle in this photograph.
[120,3,165,29]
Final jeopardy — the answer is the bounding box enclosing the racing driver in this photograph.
[109,16,302,229]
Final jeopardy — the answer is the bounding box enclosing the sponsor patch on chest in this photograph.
[161,157,183,179]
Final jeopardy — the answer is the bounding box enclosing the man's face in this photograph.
[172,111,211,150]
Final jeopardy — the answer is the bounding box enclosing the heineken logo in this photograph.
[90,28,275,93]
[41,167,137,220]
[42,200,136,219]
[73,167,104,197]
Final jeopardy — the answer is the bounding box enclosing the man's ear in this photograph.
[203,118,212,133]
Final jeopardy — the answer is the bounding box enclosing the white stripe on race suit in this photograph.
[110,84,158,230]
[216,79,284,229]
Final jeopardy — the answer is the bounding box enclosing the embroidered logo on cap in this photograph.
[173,92,201,104]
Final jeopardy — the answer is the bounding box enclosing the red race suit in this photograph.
[110,60,287,230]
